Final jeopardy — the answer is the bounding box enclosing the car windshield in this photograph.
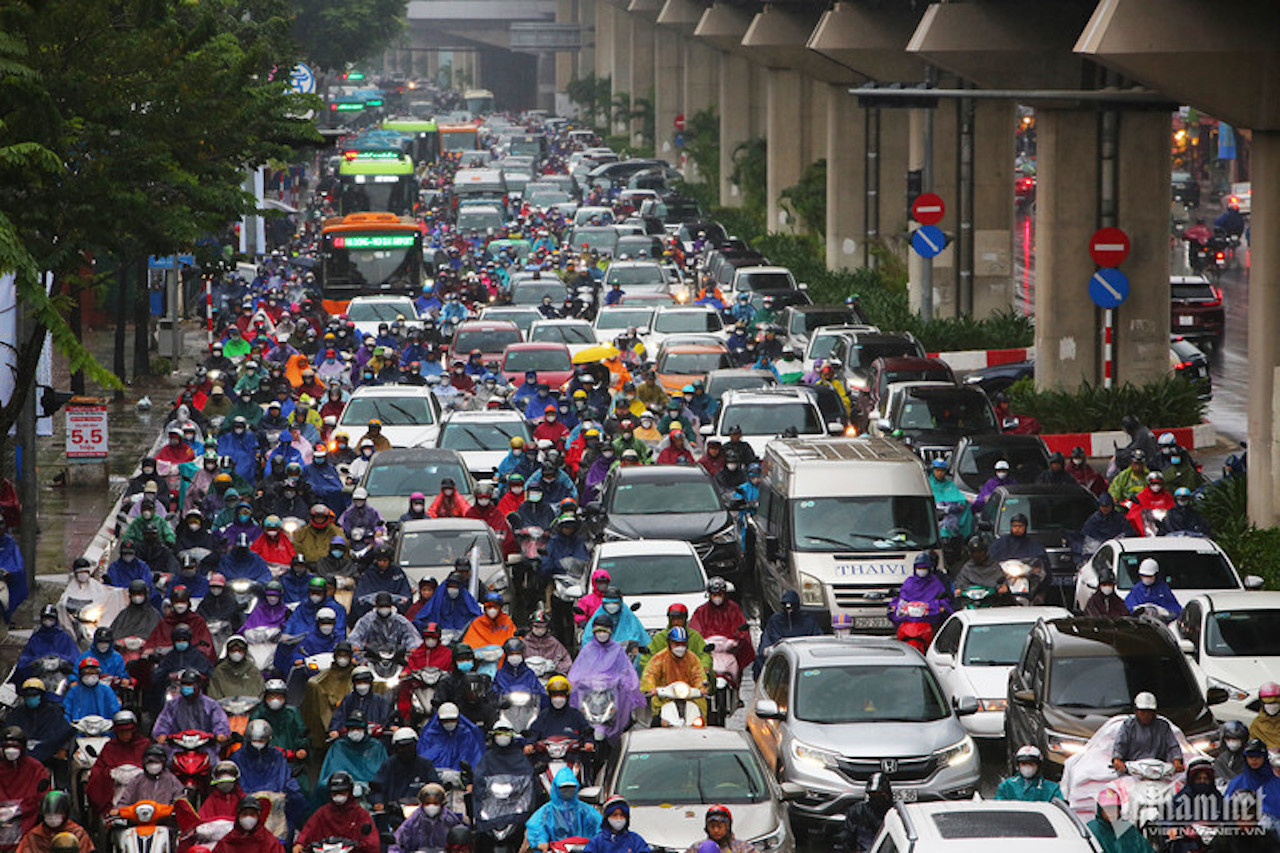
[573,229,618,251]
[808,333,848,361]
[616,238,657,256]
[610,479,722,515]
[348,300,416,322]
[453,327,522,353]
[439,420,531,451]
[853,340,923,368]
[883,368,952,387]
[896,393,997,434]
[795,664,949,723]
[659,350,732,374]
[340,396,435,427]
[1048,653,1201,710]
[1114,550,1238,591]
[606,265,666,286]
[364,460,469,497]
[791,310,857,335]
[399,529,496,566]
[791,496,938,551]
[962,622,1037,666]
[737,271,795,291]
[504,348,571,373]
[530,324,595,345]
[596,552,704,594]
[706,373,776,400]
[1205,610,1280,657]
[528,191,571,207]
[956,441,1048,485]
[511,283,568,307]
[482,310,539,334]
[596,308,654,331]
[1172,281,1216,300]
[993,492,1097,534]
[456,208,504,231]
[719,402,824,436]
[615,750,768,806]
[654,312,721,334]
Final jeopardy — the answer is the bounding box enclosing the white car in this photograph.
[1074,535,1262,613]
[435,409,531,480]
[800,324,879,376]
[576,539,708,633]
[700,387,838,458]
[337,384,442,449]
[926,606,1071,738]
[527,318,597,357]
[645,305,726,351]
[345,296,421,339]
[875,800,1100,853]
[592,305,655,344]
[1169,590,1280,723]
[396,517,506,590]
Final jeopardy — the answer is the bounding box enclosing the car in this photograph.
[675,220,729,254]
[1073,536,1263,614]
[592,305,655,343]
[800,324,880,376]
[1004,616,1223,775]
[747,636,981,824]
[645,305,726,350]
[654,343,733,395]
[874,384,1000,466]
[337,385,443,449]
[509,278,570,309]
[500,341,574,388]
[703,388,836,457]
[603,260,672,296]
[705,247,769,290]
[1171,336,1212,400]
[947,433,1051,499]
[780,305,866,353]
[587,157,670,184]
[855,357,958,432]
[840,331,927,392]
[450,320,523,366]
[614,233,665,260]
[874,800,1100,853]
[1228,180,1251,215]
[455,204,505,233]
[975,484,1099,588]
[345,296,421,339]
[525,189,577,216]
[356,447,475,521]
[703,368,778,404]
[591,464,742,582]
[1170,274,1225,348]
[618,292,677,308]
[962,359,1034,397]
[436,410,532,479]
[565,225,619,256]
[526,318,597,357]
[572,540,709,632]
[582,728,799,853]
[926,607,1072,738]
[1172,170,1200,207]
[395,517,505,591]
[967,347,1211,400]
[1169,590,1280,723]
[726,265,806,299]
[478,305,542,336]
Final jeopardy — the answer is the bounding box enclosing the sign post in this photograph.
[1087,226,1131,389]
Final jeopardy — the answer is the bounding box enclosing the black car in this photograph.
[949,433,1051,498]
[1005,617,1224,777]
[1172,170,1200,208]
[962,359,1034,398]
[964,342,1211,401]
[975,483,1099,587]
[589,464,743,581]
[1171,336,1212,400]
[878,385,999,466]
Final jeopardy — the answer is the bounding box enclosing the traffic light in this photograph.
[39,386,75,418]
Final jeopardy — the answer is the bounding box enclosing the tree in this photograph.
[292,0,409,72]
[780,159,827,237]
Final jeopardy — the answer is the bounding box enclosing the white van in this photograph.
[749,437,937,632]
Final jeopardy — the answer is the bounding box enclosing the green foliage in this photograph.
[292,0,409,71]
[1007,376,1206,434]
[710,206,764,245]
[731,137,767,218]
[779,159,827,237]
[1198,475,1280,590]
[566,73,613,127]
[684,107,719,201]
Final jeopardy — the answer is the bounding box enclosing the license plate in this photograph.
[853,616,892,629]
[1180,315,1194,326]
[893,789,918,802]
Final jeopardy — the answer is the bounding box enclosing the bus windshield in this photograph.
[322,231,422,297]
[441,129,479,152]
[337,175,416,216]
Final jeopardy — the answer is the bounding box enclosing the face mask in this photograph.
[531,625,547,637]
[332,794,349,805]
[1150,483,1163,493]
[456,660,474,673]
[1100,585,1115,596]
[1227,738,1244,752]
[23,696,39,709]
[551,695,568,709]
[494,733,513,747]
[319,623,335,636]
[1171,456,1182,465]
[132,595,146,606]
[477,497,491,506]
[423,804,442,818]
[442,721,458,733]
[181,686,195,698]
[250,739,269,752]
[173,603,190,615]
[142,510,155,520]
[355,683,372,696]
[335,655,351,668]
[996,471,1008,480]
[603,602,621,615]
[44,814,65,829]
[266,595,281,605]
[75,570,90,583]
[348,730,366,743]
[512,448,523,457]
[1266,703,1280,717]
[915,569,930,579]
[485,607,500,620]
[377,607,393,619]
[96,643,111,655]
[175,641,190,652]
[527,492,542,503]
[507,654,524,668]
[2,748,18,762]
[672,646,688,659]
[82,674,100,688]
[229,651,245,664]
[266,698,284,711]
[442,488,454,497]
[216,780,236,794]
[237,512,250,522]
[1019,765,1037,779]
[1142,576,1156,586]
[145,762,164,776]
[608,817,627,832]
[710,596,725,607]
[595,631,611,644]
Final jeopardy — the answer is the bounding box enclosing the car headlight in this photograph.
[978,698,1008,712]
[791,739,840,770]
[711,525,737,544]
[751,826,787,852]
[934,736,975,767]
[1208,676,1250,702]
[1045,729,1089,758]
[798,572,825,607]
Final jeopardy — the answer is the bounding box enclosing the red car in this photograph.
[854,356,957,432]
[450,320,522,369]
[500,341,574,388]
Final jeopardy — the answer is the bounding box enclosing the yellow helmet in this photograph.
[547,675,571,695]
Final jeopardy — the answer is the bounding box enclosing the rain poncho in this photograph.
[62,680,121,722]
[241,595,291,631]
[493,660,546,698]
[104,554,154,592]
[86,734,152,812]
[369,750,440,807]
[583,799,649,853]
[755,590,823,676]
[285,625,340,671]
[218,548,272,586]
[994,773,1062,801]
[522,630,573,676]
[330,690,392,732]
[6,696,73,761]
[247,705,309,754]
[16,624,81,676]
[415,712,485,772]
[1124,577,1182,617]
[217,431,260,484]
[1081,508,1132,543]
[348,610,422,652]
[1086,805,1151,853]
[527,703,592,743]
[583,601,649,651]
[285,596,348,638]
[302,665,354,746]
[209,656,267,700]
[0,752,50,836]
[110,598,162,641]
[540,531,589,581]
[391,805,463,853]
[690,599,755,673]
[568,636,644,741]
[574,570,612,626]
[152,693,232,741]
[461,611,517,653]
[1249,708,1280,749]
[524,768,602,848]
[1224,760,1275,798]
[303,461,347,514]
[413,584,482,631]
[295,800,380,853]
[319,734,388,789]
[210,803,284,853]
[471,741,536,833]
[888,571,953,630]
[78,645,127,679]
[350,564,412,621]
[987,532,1050,567]
[929,476,974,540]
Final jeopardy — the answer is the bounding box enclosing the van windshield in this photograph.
[791,496,938,551]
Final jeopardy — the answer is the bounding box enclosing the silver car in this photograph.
[746,636,980,825]
[583,727,800,853]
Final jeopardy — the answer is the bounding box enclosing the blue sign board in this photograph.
[910,225,946,259]
[148,254,196,270]
[1088,268,1130,309]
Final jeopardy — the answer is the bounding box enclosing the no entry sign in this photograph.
[912,193,946,225]
[1089,227,1130,267]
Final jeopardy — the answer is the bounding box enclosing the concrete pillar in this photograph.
[1112,111,1171,386]
[681,41,716,178]
[578,0,595,81]
[878,109,910,252]
[556,0,576,92]
[595,2,613,83]
[630,17,656,145]
[610,10,633,134]
[718,52,751,207]
[426,50,440,85]
[906,103,959,317]
[806,78,828,167]
[537,53,558,113]
[971,100,1016,317]
[1034,109,1100,390]
[654,35,683,160]
[827,87,865,270]
[1248,132,1280,526]
[766,68,806,234]
[750,65,769,137]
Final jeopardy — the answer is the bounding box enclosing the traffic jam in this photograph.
[4,93,1274,853]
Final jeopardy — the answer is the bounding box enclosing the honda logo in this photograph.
[880,759,898,774]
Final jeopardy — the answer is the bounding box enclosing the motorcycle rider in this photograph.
[413,572,481,633]
[150,624,214,707]
[1080,493,1131,544]
[1216,720,1249,781]
[928,458,974,541]
[1124,558,1182,617]
[582,587,649,653]
[294,772,380,853]
[1161,487,1211,535]
[199,574,248,634]
[995,745,1062,801]
[209,636,266,700]
[754,590,822,677]
[528,676,593,746]
[837,774,893,853]
[1169,755,1223,829]
[1083,570,1129,618]
[250,516,296,569]
[292,505,343,565]
[584,796,649,853]
[212,796,283,853]
[145,585,216,663]
[8,680,73,765]
[1067,447,1108,496]
[1249,682,1280,749]
[330,667,393,735]
[200,761,245,822]
[639,604,711,676]
[339,487,384,539]
[153,669,232,752]
[0,727,49,840]
[62,657,120,723]
[285,605,343,673]
[79,627,127,681]
[370,727,440,819]
[247,681,308,762]
[415,703,485,785]
[640,627,707,718]
[390,783,463,853]
[104,542,155,599]
[971,460,1014,513]
[684,805,756,853]
[14,792,91,853]
[117,743,183,807]
[470,716,536,837]
[566,614,644,742]
[349,591,422,654]
[350,545,412,621]
[1225,739,1272,798]
[1086,788,1148,853]
[689,578,754,676]
[16,605,80,680]
[1125,470,1175,534]
[85,710,150,814]
[284,576,349,639]
[986,513,1049,568]
[1110,691,1185,774]
[493,637,545,700]
[525,768,601,852]
[319,710,387,792]
[888,555,953,644]
[231,720,304,825]
[461,592,517,656]
[1108,450,1150,503]
[951,534,1003,594]
[302,641,357,748]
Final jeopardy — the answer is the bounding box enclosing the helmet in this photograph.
[705,805,732,825]
[40,791,71,819]
[1147,470,1164,483]
[445,825,474,850]
[246,719,273,743]
[1015,745,1043,764]
[547,676,571,695]
[79,656,100,672]
[667,602,688,618]
[913,553,934,570]
[328,771,354,794]
[1222,720,1249,742]
[667,626,689,644]
[264,679,287,696]
[1244,738,1269,756]
[352,666,374,684]
[503,637,525,655]
[1260,682,1280,700]
[113,710,138,728]
[1187,755,1215,780]
[706,577,728,595]
[212,761,240,785]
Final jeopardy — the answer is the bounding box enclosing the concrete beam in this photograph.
[907,1,1093,91]
[693,2,753,56]
[1076,0,1280,131]
[407,0,556,21]
[627,0,663,19]
[741,6,854,83]
[1248,132,1280,526]
[657,0,703,34]
[808,2,926,83]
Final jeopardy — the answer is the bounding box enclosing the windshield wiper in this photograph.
[731,755,762,802]
[804,535,860,549]
[456,427,486,449]
[382,402,419,424]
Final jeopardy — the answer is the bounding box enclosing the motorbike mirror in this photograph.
[579,786,603,805]
[977,519,994,533]
[875,418,891,432]
[704,643,715,652]
[1206,686,1229,707]
[738,623,749,632]
[85,744,98,758]
[1011,689,1036,706]
[629,602,640,611]
[1003,418,1019,430]
[953,695,979,716]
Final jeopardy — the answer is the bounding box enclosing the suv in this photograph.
[841,331,927,392]
[1004,617,1224,776]
[702,387,838,458]
[874,385,1000,466]
[780,305,864,352]
[1170,274,1224,349]
[873,800,1100,852]
[747,637,980,826]
[975,483,1099,590]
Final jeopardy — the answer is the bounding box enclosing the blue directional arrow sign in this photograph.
[289,63,316,95]
[911,224,946,259]
[1088,267,1130,309]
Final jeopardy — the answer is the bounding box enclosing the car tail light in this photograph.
[1216,251,1226,261]
[1175,361,1194,370]
[1207,287,1223,307]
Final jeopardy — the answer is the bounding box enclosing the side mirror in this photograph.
[765,535,781,561]
[953,696,979,716]
[1245,575,1265,590]
[753,699,784,720]
[1003,418,1019,430]
[933,652,955,669]
[798,282,808,290]
[1206,686,1230,706]
[779,782,804,801]
[564,584,584,599]
[876,418,892,432]
[826,422,845,435]
[1011,689,1036,706]
[579,786,602,804]
[699,424,714,436]
[586,501,603,515]
[977,520,994,533]
[1178,638,1195,655]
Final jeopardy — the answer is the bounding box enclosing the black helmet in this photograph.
[1244,738,1269,756]
[237,795,263,813]
[503,637,526,655]
[144,743,167,762]
[1009,512,1029,526]
[41,791,71,818]
[445,825,474,849]
[1222,720,1248,743]
[452,642,474,660]
[93,627,114,646]
[329,771,355,793]
[706,577,728,595]
[967,533,989,551]
[1097,569,1117,585]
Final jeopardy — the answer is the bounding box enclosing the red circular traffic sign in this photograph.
[911,193,945,225]
[673,113,685,132]
[1089,227,1130,267]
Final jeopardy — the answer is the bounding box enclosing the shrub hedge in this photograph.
[1006,376,1207,434]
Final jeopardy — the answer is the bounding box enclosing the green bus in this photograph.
[336,152,418,216]
[382,119,440,166]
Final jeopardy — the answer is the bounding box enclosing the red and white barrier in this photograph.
[1040,422,1217,458]
[927,347,1034,373]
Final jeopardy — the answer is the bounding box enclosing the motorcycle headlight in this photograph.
[711,525,737,544]
[791,739,840,770]
[1207,676,1249,703]
[1045,729,1089,758]
[934,736,975,767]
[751,826,787,852]
[798,572,825,607]
[230,579,252,593]
[79,604,104,624]
[135,804,155,823]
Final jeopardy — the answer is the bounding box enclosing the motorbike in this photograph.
[548,837,590,853]
[957,586,998,609]
[999,559,1041,606]
[307,838,357,853]
[499,690,538,734]
[218,696,261,740]
[112,800,176,853]
[1131,602,1176,624]
[71,715,114,822]
[703,634,742,727]
[531,737,592,800]
[402,666,445,727]
[893,602,934,653]
[245,789,288,840]
[653,681,705,728]
[473,645,504,679]
[473,774,535,853]
[509,526,547,606]
[1121,758,1179,832]
[0,801,20,852]
[243,625,284,671]
[31,654,72,696]
[525,656,556,687]
[168,730,215,807]
[579,682,618,742]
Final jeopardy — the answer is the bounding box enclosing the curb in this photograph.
[928,347,1034,373]
[1039,423,1217,458]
